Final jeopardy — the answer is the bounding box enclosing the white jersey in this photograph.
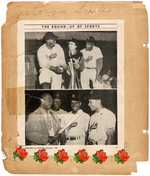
[89,108,116,144]
[64,110,90,138]
[50,108,67,128]
[37,43,66,68]
[80,46,103,68]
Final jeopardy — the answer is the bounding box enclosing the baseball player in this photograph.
[87,91,116,145]
[50,92,67,128]
[37,32,68,89]
[63,93,90,145]
[80,36,103,89]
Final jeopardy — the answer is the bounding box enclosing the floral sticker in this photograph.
[74,149,89,164]
[54,149,69,163]
[93,150,108,164]
[33,149,49,163]
[13,146,28,161]
[114,149,129,164]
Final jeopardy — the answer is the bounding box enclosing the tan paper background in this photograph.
[1,1,148,174]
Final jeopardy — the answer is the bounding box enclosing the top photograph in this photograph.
[21,22,119,90]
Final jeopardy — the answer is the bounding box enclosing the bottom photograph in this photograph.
[25,90,117,146]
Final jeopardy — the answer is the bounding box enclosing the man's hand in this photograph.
[50,66,64,74]
[55,66,64,74]
[54,132,62,143]
[47,136,56,144]
[96,75,102,83]
[73,63,80,69]
[54,132,62,140]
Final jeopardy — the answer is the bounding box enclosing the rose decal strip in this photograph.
[54,149,69,163]
[33,149,49,163]
[13,146,28,161]
[93,150,108,164]
[74,149,89,164]
[114,149,129,164]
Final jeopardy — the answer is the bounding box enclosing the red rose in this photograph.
[58,150,69,162]
[96,150,108,162]
[16,148,28,158]
[78,150,89,162]
[118,150,129,162]
[38,149,49,161]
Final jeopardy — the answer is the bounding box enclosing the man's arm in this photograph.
[105,128,115,145]
[96,57,103,77]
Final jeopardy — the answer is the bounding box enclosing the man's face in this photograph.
[107,70,111,76]
[68,42,77,51]
[86,42,94,50]
[53,99,61,111]
[88,99,100,111]
[42,94,53,110]
[46,39,56,48]
[71,100,80,113]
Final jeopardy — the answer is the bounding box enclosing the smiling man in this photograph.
[25,93,61,145]
[37,32,68,89]
[88,91,116,145]
[50,92,67,128]
[63,93,90,145]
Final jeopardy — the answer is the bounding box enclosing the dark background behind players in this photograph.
[25,90,117,145]
[25,31,117,89]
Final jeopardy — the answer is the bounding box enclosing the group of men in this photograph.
[37,32,103,89]
[25,91,116,145]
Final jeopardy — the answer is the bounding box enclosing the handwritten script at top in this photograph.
[74,4,112,14]
[15,5,65,17]
[15,4,112,18]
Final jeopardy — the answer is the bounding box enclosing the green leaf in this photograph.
[54,153,58,157]
[19,157,24,161]
[13,155,16,160]
[54,157,57,161]
[99,161,103,164]
[60,160,63,164]
[39,160,43,163]
[34,152,39,157]
[74,153,78,157]
[13,151,17,156]
[120,160,124,164]
[93,154,97,158]
[80,160,84,164]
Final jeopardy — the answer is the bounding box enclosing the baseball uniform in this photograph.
[89,108,116,145]
[37,43,66,89]
[64,110,90,145]
[80,46,103,89]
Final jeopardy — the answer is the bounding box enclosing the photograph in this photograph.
[25,90,117,146]
[17,20,124,155]
[25,31,117,89]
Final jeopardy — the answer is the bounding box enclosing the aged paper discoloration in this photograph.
[1,1,148,174]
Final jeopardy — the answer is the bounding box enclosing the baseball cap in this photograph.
[53,92,61,100]
[70,93,80,101]
[88,91,103,100]
[68,38,78,46]
[86,36,95,44]
[44,32,59,41]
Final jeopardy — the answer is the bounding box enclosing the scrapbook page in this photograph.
[1,1,148,174]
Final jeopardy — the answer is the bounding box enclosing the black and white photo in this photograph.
[17,20,124,155]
